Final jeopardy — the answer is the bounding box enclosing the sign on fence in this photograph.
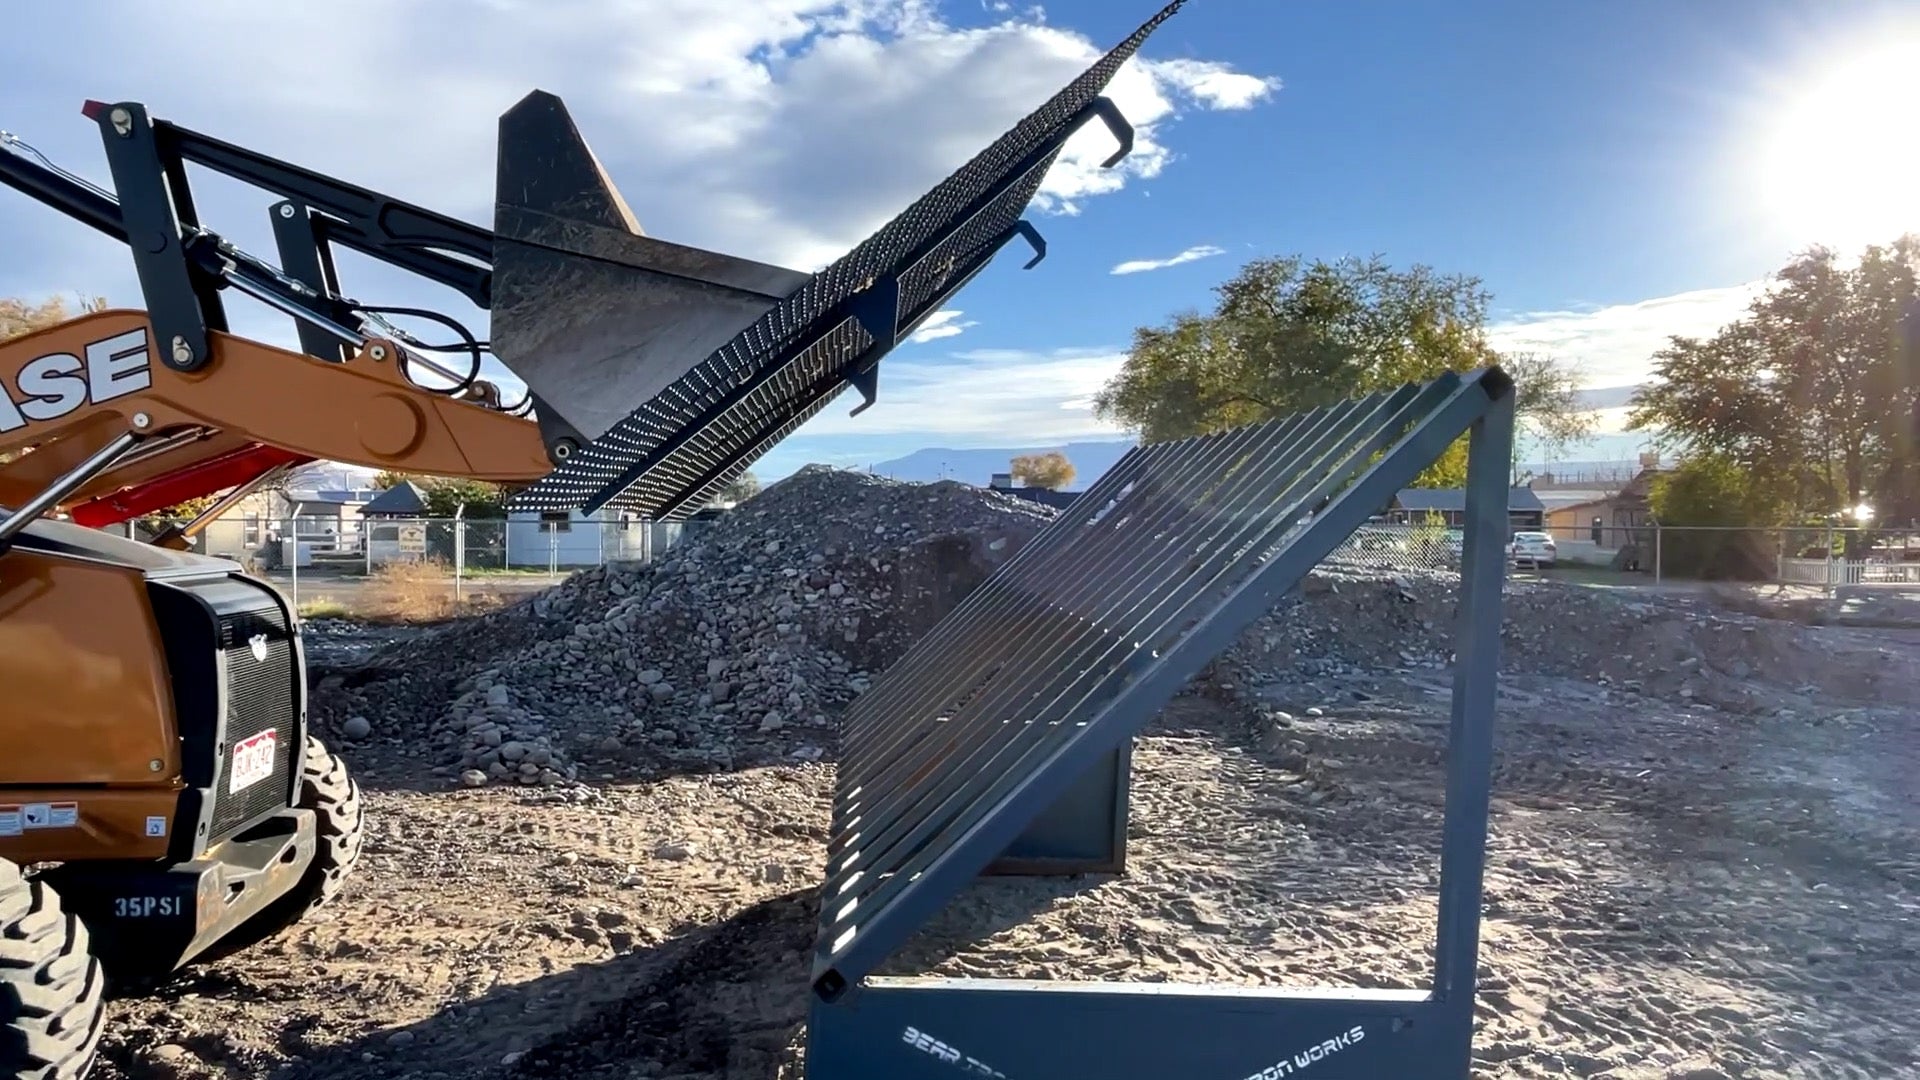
[396,523,427,554]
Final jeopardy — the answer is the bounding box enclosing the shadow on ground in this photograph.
[98,870,1107,1080]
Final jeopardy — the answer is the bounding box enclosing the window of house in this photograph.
[540,510,573,533]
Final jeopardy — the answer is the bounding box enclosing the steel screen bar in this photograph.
[824,390,1409,868]
[813,370,1509,996]
[817,386,1425,947]
[824,386,1421,869]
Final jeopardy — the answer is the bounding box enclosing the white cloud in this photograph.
[0,1,1275,305]
[1149,59,1281,110]
[1110,243,1226,275]
[774,276,1768,472]
[1488,282,1765,389]
[907,308,978,343]
[800,345,1128,442]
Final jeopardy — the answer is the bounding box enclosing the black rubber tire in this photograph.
[286,734,366,915]
[202,735,365,959]
[0,859,105,1080]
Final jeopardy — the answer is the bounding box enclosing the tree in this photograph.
[0,294,107,343]
[719,471,761,506]
[1646,452,1783,579]
[1011,451,1076,490]
[133,494,221,534]
[1628,234,1920,525]
[1091,254,1591,486]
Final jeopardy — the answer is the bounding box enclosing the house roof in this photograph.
[362,481,430,516]
[1534,489,1614,511]
[284,487,378,506]
[1392,487,1545,513]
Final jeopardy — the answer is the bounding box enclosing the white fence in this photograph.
[139,515,689,573]
[1778,555,1920,587]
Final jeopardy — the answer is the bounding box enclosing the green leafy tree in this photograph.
[419,478,507,518]
[1647,452,1783,579]
[1628,234,1920,524]
[1092,254,1591,487]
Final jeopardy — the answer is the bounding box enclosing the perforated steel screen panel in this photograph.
[809,370,1510,995]
[507,2,1187,518]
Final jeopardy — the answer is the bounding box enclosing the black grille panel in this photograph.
[209,602,298,841]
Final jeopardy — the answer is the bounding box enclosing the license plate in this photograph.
[228,729,279,794]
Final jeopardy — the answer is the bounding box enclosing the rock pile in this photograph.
[312,467,1055,783]
[315,466,1905,787]
[1216,563,1910,712]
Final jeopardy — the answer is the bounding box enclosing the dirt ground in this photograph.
[82,589,1918,1080]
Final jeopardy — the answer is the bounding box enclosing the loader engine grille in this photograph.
[208,601,298,841]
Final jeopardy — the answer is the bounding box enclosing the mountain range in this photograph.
[868,441,1139,486]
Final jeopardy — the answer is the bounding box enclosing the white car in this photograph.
[1508,530,1557,568]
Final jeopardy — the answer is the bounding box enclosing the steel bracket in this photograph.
[268,200,349,362]
[88,100,217,372]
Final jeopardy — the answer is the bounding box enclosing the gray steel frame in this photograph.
[806,368,1516,1080]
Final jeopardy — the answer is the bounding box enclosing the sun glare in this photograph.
[1759,34,1920,252]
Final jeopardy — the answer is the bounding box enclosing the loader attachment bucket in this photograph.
[506,0,1187,520]
[489,91,811,460]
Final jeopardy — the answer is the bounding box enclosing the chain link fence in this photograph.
[100,515,702,613]
[1510,522,1920,590]
[1320,521,1466,575]
[1317,519,1920,592]
[94,506,1918,616]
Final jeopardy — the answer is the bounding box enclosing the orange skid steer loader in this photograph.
[0,14,1155,1070]
[0,94,827,1077]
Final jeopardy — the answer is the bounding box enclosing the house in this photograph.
[360,481,430,519]
[1608,460,1665,537]
[359,482,436,566]
[985,472,1081,510]
[278,487,378,553]
[1387,487,1545,532]
[190,485,374,565]
[504,508,676,568]
[1516,453,1670,549]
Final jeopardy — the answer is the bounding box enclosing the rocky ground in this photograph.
[83,469,1919,1080]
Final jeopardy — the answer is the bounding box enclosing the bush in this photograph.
[356,560,507,623]
[1650,453,1781,580]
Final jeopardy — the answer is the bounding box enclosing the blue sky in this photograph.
[4,0,1917,485]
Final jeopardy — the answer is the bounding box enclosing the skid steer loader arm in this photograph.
[0,310,552,547]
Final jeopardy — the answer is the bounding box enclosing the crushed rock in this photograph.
[312,467,1053,784]
[314,467,1907,788]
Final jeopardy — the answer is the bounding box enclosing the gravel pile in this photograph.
[313,467,1054,784]
[1217,564,1909,713]
[316,467,1902,788]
